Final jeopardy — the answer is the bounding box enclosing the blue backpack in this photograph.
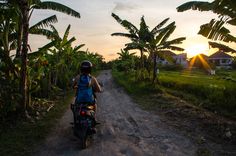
[76,75,95,104]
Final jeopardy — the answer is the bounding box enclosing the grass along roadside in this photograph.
[112,70,236,119]
[112,70,199,111]
[158,70,236,117]
[0,92,74,156]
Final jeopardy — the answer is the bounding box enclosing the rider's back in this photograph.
[76,74,95,104]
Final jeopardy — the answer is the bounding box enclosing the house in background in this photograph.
[189,53,209,68]
[208,51,233,69]
[173,53,188,68]
[156,50,188,67]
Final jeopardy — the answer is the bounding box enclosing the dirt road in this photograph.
[34,70,200,156]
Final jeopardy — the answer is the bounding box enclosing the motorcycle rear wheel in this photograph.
[81,135,88,149]
[80,126,88,149]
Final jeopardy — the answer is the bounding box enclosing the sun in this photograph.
[185,44,209,58]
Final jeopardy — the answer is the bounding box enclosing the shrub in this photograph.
[158,64,184,71]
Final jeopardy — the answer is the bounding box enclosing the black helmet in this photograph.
[80,60,92,74]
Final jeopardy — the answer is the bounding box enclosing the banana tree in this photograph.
[146,20,185,82]
[116,49,136,72]
[111,13,148,68]
[111,13,175,70]
[0,3,19,78]
[177,0,236,53]
[41,24,83,92]
[19,0,80,110]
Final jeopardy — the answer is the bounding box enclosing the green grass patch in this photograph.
[158,70,236,117]
[112,70,236,118]
[112,70,177,111]
[0,92,74,156]
[112,70,162,96]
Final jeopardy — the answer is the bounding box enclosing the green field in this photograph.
[159,70,236,116]
[113,70,236,117]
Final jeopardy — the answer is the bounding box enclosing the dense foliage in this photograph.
[0,0,104,120]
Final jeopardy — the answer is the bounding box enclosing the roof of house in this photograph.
[190,53,208,60]
[159,50,177,57]
[175,53,187,58]
[209,51,233,59]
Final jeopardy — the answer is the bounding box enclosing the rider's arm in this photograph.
[73,75,80,98]
[73,75,80,89]
[92,77,102,92]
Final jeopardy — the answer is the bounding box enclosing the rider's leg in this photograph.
[72,96,77,104]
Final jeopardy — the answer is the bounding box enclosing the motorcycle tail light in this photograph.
[80,111,86,116]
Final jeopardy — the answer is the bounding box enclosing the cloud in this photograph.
[112,2,138,12]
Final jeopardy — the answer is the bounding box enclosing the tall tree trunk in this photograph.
[48,72,52,98]
[152,53,157,83]
[140,48,144,68]
[16,18,23,58]
[19,0,29,112]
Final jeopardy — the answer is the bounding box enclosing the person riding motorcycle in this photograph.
[72,60,101,123]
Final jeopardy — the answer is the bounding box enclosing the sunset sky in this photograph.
[29,0,236,61]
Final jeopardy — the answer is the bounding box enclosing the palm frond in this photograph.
[63,24,71,41]
[211,0,236,18]
[29,28,56,39]
[198,19,235,42]
[111,33,138,39]
[164,46,185,51]
[74,44,85,52]
[177,1,212,12]
[139,16,153,42]
[140,16,148,30]
[38,40,56,50]
[30,15,58,30]
[61,37,76,47]
[159,25,176,45]
[36,1,80,18]
[124,42,139,50]
[28,50,44,58]
[151,18,169,35]
[177,0,236,19]
[208,41,236,53]
[50,25,59,38]
[154,22,175,45]
[111,13,138,34]
[164,37,186,46]
[125,42,147,51]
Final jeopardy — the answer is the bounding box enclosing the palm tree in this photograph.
[117,49,136,60]
[111,13,149,68]
[146,20,185,82]
[116,49,136,72]
[177,0,236,53]
[111,13,185,81]
[0,0,81,111]
[111,13,175,69]
[28,24,86,98]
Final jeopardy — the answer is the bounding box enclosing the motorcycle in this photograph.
[71,103,96,149]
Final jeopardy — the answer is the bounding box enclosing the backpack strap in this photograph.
[77,74,92,88]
